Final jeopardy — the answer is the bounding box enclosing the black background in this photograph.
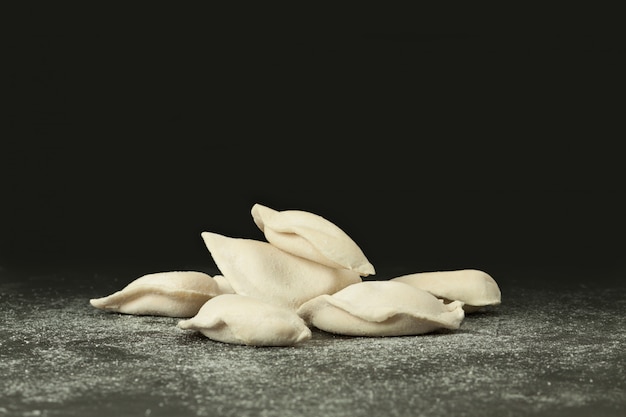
[4,6,625,282]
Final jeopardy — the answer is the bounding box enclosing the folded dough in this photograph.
[212,274,234,295]
[178,294,312,346]
[251,203,375,276]
[391,269,501,312]
[297,281,465,337]
[201,232,362,310]
[90,271,229,318]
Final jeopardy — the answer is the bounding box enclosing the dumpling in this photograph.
[212,274,235,295]
[201,232,362,310]
[178,294,312,346]
[391,269,501,312]
[251,203,376,277]
[297,281,465,337]
[90,271,230,317]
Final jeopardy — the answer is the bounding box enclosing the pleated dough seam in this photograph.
[305,295,464,327]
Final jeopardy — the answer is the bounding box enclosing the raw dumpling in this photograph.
[178,294,312,346]
[297,281,465,337]
[251,203,376,277]
[90,271,229,318]
[212,274,235,295]
[391,269,501,312]
[201,232,362,310]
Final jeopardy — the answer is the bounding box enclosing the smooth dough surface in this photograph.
[251,203,375,276]
[297,280,465,337]
[178,294,312,346]
[90,271,227,318]
[212,275,235,295]
[201,232,362,310]
[391,269,501,312]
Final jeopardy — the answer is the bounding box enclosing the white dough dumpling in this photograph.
[90,271,231,318]
[251,203,376,276]
[391,269,501,312]
[297,281,465,337]
[201,232,362,310]
[178,294,312,346]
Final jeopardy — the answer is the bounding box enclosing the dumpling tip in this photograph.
[177,319,191,330]
[89,298,103,308]
[296,326,313,344]
[359,263,376,276]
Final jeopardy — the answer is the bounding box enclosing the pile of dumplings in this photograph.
[90,203,501,347]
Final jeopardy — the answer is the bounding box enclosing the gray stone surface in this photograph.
[1,266,625,417]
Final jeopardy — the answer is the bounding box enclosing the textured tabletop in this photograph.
[1,266,625,417]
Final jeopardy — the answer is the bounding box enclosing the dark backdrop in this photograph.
[4,7,625,282]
